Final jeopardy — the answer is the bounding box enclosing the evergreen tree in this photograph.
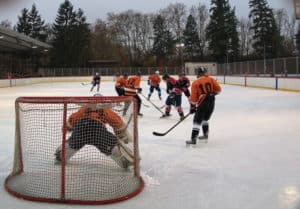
[227,7,240,61]
[28,4,47,41]
[51,0,90,66]
[16,8,31,35]
[206,0,239,62]
[152,15,175,66]
[182,14,201,60]
[249,0,282,58]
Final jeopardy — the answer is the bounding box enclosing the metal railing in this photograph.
[217,56,300,77]
[38,66,181,77]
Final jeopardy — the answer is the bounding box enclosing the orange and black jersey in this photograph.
[190,74,221,105]
[68,106,125,131]
[124,76,141,96]
[115,76,127,88]
[148,74,161,86]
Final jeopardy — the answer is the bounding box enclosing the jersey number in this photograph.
[199,82,212,94]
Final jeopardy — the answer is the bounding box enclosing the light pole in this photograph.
[226,49,233,75]
[263,41,267,74]
[176,43,184,72]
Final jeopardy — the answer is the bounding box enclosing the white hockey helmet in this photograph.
[155,70,159,74]
[95,72,99,76]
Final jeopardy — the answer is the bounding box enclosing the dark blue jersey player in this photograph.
[90,72,101,92]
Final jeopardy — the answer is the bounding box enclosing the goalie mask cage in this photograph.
[4,96,144,204]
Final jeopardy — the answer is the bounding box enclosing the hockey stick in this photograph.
[142,102,150,108]
[81,82,91,86]
[160,104,165,109]
[140,93,164,115]
[153,94,208,136]
[153,113,191,136]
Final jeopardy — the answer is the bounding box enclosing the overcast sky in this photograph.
[0,0,295,25]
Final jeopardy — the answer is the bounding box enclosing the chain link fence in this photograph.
[217,57,300,77]
[38,66,181,77]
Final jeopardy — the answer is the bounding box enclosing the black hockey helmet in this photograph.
[136,71,142,76]
[196,67,207,75]
[162,74,170,80]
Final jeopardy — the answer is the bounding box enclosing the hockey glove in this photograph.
[137,88,142,93]
[147,80,150,85]
[189,105,197,114]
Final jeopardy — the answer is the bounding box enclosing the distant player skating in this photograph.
[123,72,143,116]
[90,72,101,92]
[178,72,191,99]
[147,70,162,100]
[161,74,184,120]
[115,73,128,96]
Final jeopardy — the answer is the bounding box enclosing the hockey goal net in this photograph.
[5,96,144,204]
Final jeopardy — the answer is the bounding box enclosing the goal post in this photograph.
[5,96,144,204]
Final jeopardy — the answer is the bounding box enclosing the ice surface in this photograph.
[1,81,300,209]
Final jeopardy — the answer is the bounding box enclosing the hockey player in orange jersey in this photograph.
[147,70,162,100]
[186,67,221,145]
[115,73,128,96]
[124,72,143,116]
[54,96,134,168]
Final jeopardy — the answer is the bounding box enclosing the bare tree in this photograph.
[238,18,253,58]
[190,3,209,59]
[0,19,12,29]
[90,19,118,60]
[274,9,296,55]
[107,10,154,65]
[159,3,187,42]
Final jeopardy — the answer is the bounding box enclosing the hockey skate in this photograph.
[179,112,184,121]
[160,112,171,118]
[186,138,197,145]
[198,135,208,143]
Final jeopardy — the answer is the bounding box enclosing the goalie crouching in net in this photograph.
[54,103,134,169]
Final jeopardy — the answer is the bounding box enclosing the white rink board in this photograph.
[1,81,300,209]
[246,77,276,89]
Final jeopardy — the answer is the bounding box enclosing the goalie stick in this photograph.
[140,93,164,115]
[152,113,191,136]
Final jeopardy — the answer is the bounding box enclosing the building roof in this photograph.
[0,25,51,53]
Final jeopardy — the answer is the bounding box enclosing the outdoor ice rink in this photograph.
[1,80,300,209]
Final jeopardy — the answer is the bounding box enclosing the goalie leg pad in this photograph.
[55,143,77,164]
[111,146,133,168]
